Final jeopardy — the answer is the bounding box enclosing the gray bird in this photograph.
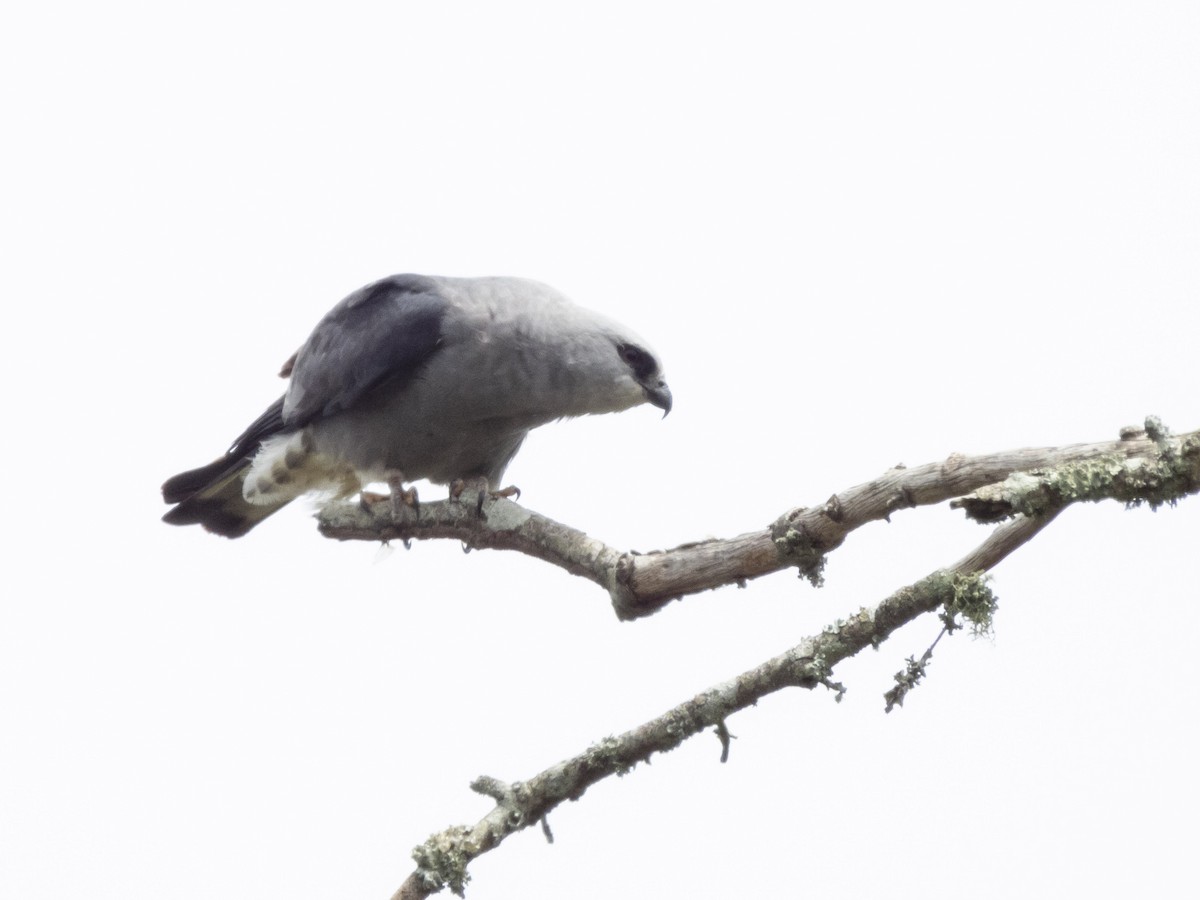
[162,274,671,537]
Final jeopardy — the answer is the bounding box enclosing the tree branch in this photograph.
[389,510,1061,899]
[320,420,1200,620]
[360,419,1200,896]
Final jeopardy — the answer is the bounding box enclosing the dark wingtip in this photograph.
[161,457,274,538]
[162,461,228,505]
[162,499,258,538]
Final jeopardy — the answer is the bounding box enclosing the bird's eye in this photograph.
[618,343,655,379]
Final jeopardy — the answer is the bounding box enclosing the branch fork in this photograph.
[322,419,1200,898]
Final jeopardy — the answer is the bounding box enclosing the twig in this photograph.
[714,719,735,763]
[884,627,948,713]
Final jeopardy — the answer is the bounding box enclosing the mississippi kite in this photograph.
[162,274,671,537]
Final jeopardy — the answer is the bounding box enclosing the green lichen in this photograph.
[585,735,634,777]
[1012,428,1199,518]
[932,570,997,637]
[958,422,1200,524]
[412,825,475,897]
[883,574,994,711]
[1119,430,1200,510]
[795,652,847,701]
[771,527,827,587]
[1035,438,1199,513]
[1032,454,1127,510]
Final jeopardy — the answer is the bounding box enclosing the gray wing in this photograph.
[283,274,450,426]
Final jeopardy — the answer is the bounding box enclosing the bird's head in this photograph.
[614,340,672,417]
[523,283,671,419]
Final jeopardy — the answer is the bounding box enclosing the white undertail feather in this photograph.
[243,431,360,506]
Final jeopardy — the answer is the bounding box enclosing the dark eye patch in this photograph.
[618,343,657,380]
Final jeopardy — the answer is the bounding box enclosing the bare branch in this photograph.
[388,510,1060,899]
[321,422,1200,620]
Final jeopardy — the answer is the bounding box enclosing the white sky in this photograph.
[3,2,1199,898]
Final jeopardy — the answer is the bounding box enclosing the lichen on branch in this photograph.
[390,513,1059,900]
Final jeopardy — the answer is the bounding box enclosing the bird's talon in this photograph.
[450,476,490,505]
[384,473,418,518]
[391,486,419,518]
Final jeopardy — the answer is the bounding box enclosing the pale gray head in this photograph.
[460,276,671,420]
[577,311,672,417]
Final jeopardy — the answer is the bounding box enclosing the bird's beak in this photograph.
[645,380,673,417]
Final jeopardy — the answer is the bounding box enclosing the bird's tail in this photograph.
[163,395,292,538]
[162,457,288,538]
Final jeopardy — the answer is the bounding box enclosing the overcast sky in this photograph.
[4,3,1199,898]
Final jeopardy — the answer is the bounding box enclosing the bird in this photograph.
[161,273,672,538]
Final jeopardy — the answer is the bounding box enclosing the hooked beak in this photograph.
[644,380,673,418]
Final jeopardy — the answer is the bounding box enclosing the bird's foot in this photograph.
[449,477,520,517]
[449,476,485,500]
[450,477,489,516]
[387,474,419,518]
[359,481,418,519]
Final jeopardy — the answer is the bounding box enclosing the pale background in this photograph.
[3,3,1198,898]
